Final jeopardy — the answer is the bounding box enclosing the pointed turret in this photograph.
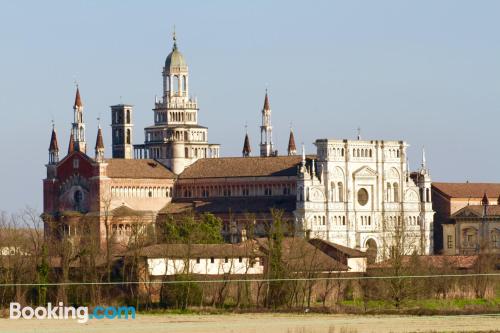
[263,91,270,110]
[68,133,75,154]
[95,125,105,162]
[242,133,251,157]
[481,192,489,206]
[71,86,86,153]
[48,125,59,164]
[260,89,274,157]
[287,128,297,156]
[74,86,83,108]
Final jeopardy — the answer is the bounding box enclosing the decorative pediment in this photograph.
[353,166,377,178]
[452,206,482,219]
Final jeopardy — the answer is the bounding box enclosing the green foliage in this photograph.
[161,275,202,309]
[161,212,223,244]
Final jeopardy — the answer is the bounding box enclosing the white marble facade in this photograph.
[295,139,434,261]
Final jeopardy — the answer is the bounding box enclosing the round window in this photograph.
[357,188,369,206]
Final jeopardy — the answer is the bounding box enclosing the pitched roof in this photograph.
[256,238,348,272]
[179,156,302,179]
[263,91,270,110]
[242,133,251,156]
[131,241,262,259]
[49,128,59,151]
[105,159,175,179]
[160,196,296,215]
[74,87,83,108]
[308,238,366,259]
[95,127,104,150]
[287,129,296,154]
[111,205,151,217]
[68,133,75,154]
[432,182,500,199]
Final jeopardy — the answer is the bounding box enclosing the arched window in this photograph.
[184,147,189,158]
[126,129,131,144]
[393,182,399,202]
[337,182,344,202]
[126,110,130,124]
[426,188,430,202]
[386,182,392,202]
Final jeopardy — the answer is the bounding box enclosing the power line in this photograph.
[0,273,498,287]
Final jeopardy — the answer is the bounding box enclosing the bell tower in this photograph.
[111,104,134,159]
[260,90,274,157]
[71,86,86,153]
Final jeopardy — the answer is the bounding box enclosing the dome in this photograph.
[165,43,187,71]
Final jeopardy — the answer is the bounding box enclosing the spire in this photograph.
[287,128,297,156]
[49,124,59,152]
[481,192,489,206]
[260,89,274,156]
[48,124,59,164]
[421,147,426,170]
[263,89,270,110]
[242,124,251,157]
[95,124,105,162]
[74,86,83,108]
[68,133,75,154]
[95,126,104,150]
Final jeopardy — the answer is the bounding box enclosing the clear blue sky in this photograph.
[1,0,500,214]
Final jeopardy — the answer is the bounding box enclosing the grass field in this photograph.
[0,313,499,333]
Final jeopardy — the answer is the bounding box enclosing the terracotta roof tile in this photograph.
[105,159,175,179]
[132,241,262,258]
[432,182,500,199]
[160,196,296,215]
[179,156,302,179]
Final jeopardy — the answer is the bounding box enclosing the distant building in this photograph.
[432,182,500,253]
[43,33,435,261]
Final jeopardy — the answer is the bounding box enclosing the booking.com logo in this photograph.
[10,302,136,323]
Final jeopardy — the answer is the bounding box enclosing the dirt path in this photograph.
[0,313,499,333]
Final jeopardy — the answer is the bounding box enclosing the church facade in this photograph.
[42,34,435,260]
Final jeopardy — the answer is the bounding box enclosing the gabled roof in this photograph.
[178,156,302,179]
[256,237,348,272]
[432,182,500,199]
[308,238,366,259]
[105,159,175,179]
